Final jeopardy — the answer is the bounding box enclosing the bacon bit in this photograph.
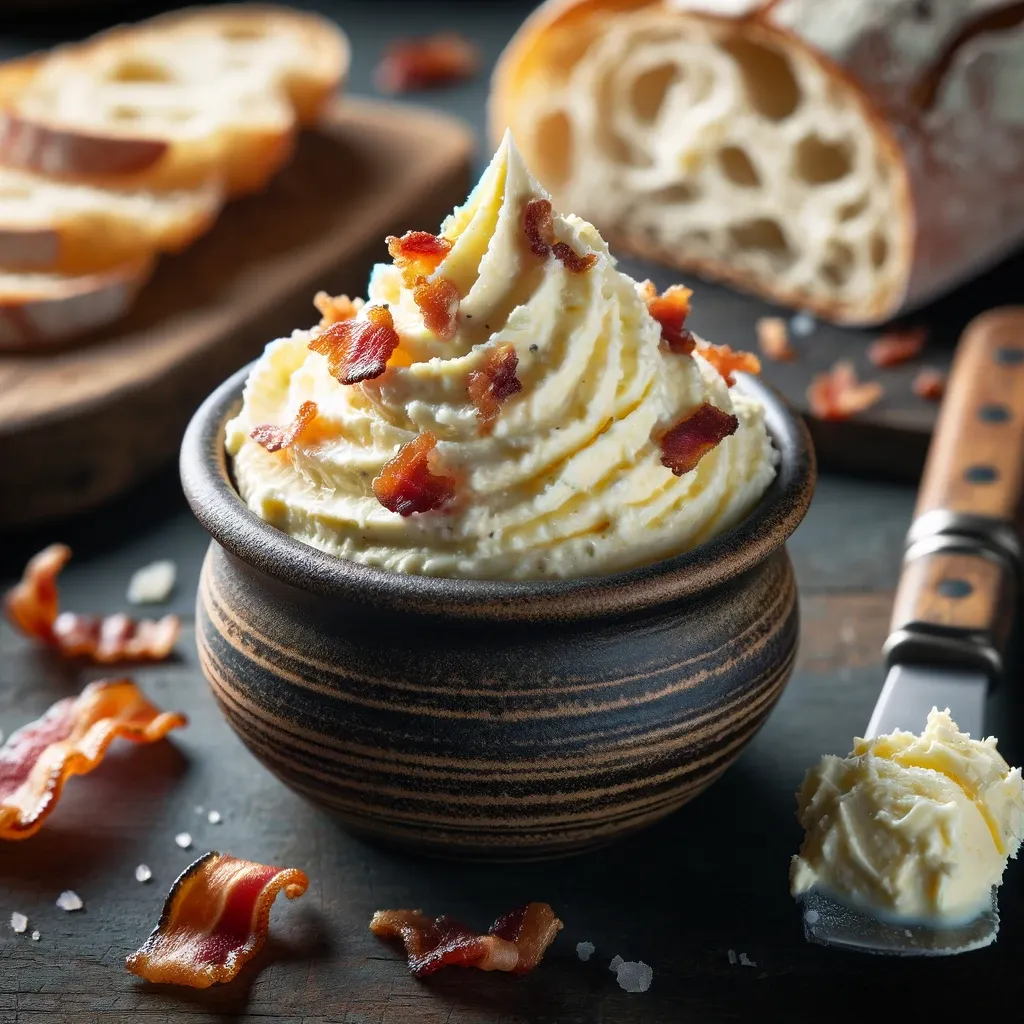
[645,283,695,355]
[375,33,480,93]
[552,241,597,274]
[467,343,522,432]
[412,275,461,340]
[370,902,563,977]
[125,852,308,988]
[4,545,179,663]
[0,679,186,841]
[522,198,595,273]
[867,326,927,368]
[807,360,884,420]
[387,231,453,286]
[250,401,318,453]
[308,305,401,384]
[756,317,797,362]
[913,368,946,401]
[658,402,738,476]
[313,291,360,328]
[696,342,762,386]
[372,432,456,516]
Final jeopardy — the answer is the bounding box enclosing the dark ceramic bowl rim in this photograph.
[180,363,815,622]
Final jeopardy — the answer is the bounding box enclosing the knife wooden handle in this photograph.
[909,307,1024,564]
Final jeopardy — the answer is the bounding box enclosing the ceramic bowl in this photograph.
[180,364,815,860]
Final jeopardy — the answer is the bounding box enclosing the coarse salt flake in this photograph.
[56,890,83,912]
[739,952,756,967]
[135,864,152,883]
[207,810,222,824]
[609,954,624,971]
[728,949,738,964]
[175,832,192,849]
[803,910,820,925]
[10,912,27,933]
[613,959,654,993]
[127,560,177,605]
[31,930,40,941]
[576,940,595,961]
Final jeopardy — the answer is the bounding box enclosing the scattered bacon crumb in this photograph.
[413,275,461,340]
[756,317,797,362]
[696,342,762,386]
[0,679,186,841]
[126,852,308,988]
[309,305,401,384]
[372,432,456,516]
[912,368,946,401]
[4,545,179,663]
[313,291,360,328]
[522,198,595,273]
[658,402,738,476]
[467,343,522,432]
[250,401,318,453]
[375,33,480,93]
[387,231,453,286]
[867,326,927,368]
[370,903,563,977]
[807,360,884,420]
[645,283,695,355]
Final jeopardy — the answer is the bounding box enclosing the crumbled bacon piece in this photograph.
[756,317,797,362]
[370,903,563,977]
[522,198,595,273]
[126,852,308,988]
[645,283,695,355]
[467,343,522,432]
[313,291,360,328]
[807,360,884,420]
[250,401,318,453]
[696,342,762,386]
[658,402,738,476]
[4,545,179,663]
[552,241,597,274]
[0,679,186,840]
[375,33,480,93]
[387,231,453,286]
[867,326,927,368]
[308,305,401,384]
[372,432,456,516]
[412,275,461,339]
[913,368,946,400]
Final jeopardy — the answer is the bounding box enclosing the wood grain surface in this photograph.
[0,97,473,529]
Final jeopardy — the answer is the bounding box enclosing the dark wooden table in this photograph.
[2,2,1023,1021]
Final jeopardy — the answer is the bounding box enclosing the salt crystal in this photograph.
[175,832,192,849]
[739,952,757,967]
[56,890,83,912]
[31,930,40,941]
[207,810,222,824]
[135,864,152,883]
[904,929,913,937]
[10,912,27,933]
[613,960,654,993]
[609,954,624,971]
[803,910,820,925]
[127,560,176,605]
[727,949,737,964]
[790,312,816,338]
[576,941,595,961]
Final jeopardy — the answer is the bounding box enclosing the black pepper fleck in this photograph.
[530,344,539,352]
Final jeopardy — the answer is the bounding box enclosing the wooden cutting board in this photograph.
[0,98,474,529]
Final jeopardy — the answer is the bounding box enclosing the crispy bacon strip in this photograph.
[250,401,318,453]
[658,402,738,476]
[467,343,522,432]
[375,33,480,93]
[807,360,884,421]
[387,231,453,286]
[5,545,179,663]
[126,852,308,988]
[413,275,461,340]
[308,305,401,384]
[756,317,797,362]
[313,291,360,328]
[913,368,946,400]
[372,432,456,516]
[370,903,562,977]
[0,679,186,841]
[522,198,595,273]
[867,326,927,368]
[645,282,695,355]
[696,342,762,386]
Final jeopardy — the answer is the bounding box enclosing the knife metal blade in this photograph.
[865,664,988,740]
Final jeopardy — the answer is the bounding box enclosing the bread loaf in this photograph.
[490,0,1024,325]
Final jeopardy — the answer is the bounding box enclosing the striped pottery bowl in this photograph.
[180,364,815,860]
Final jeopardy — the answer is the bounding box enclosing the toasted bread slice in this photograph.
[0,168,221,274]
[0,259,152,351]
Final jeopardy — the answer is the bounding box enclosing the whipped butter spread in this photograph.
[225,134,777,579]
[791,709,1024,925]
